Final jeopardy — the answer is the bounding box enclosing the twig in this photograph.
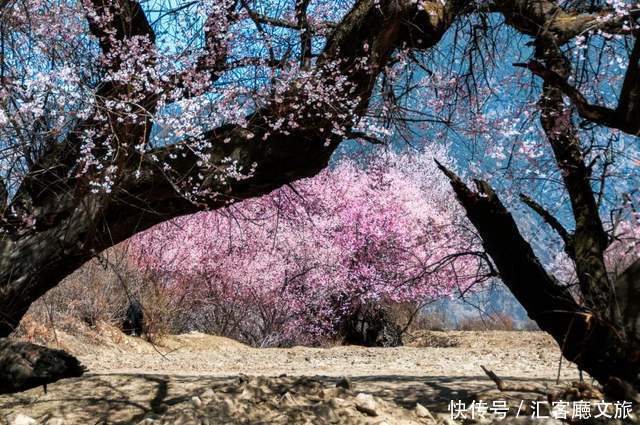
[481,365,505,391]
[481,365,548,394]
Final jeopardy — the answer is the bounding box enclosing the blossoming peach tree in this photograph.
[0,0,638,394]
[129,148,483,345]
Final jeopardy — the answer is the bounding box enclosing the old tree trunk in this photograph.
[437,33,640,394]
[436,1,640,394]
[0,0,464,392]
[0,0,459,339]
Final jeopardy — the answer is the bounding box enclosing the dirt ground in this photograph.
[0,330,583,424]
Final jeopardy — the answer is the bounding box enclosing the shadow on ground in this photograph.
[0,373,563,424]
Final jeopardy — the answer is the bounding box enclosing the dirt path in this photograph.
[0,331,581,424]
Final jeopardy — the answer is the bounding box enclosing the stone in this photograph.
[45,419,66,425]
[137,412,161,424]
[191,396,203,408]
[329,397,345,409]
[143,413,161,420]
[355,393,378,416]
[280,392,299,406]
[317,405,340,423]
[221,398,235,416]
[435,413,458,425]
[9,415,37,425]
[200,389,215,399]
[415,403,434,420]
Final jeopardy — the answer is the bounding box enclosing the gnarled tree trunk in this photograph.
[436,5,640,391]
[438,163,640,390]
[0,0,460,339]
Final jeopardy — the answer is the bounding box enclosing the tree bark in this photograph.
[0,0,460,338]
[434,3,640,390]
[437,162,640,390]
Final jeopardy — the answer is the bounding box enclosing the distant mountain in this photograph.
[423,281,536,329]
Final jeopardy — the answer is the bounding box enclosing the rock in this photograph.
[200,388,215,399]
[220,398,235,416]
[329,397,345,409]
[320,387,341,399]
[143,413,161,420]
[281,392,299,406]
[191,396,203,408]
[137,412,161,424]
[9,415,37,425]
[355,393,378,416]
[415,403,434,420]
[435,413,458,425]
[317,404,341,423]
[239,387,254,400]
[336,377,352,390]
[172,414,194,425]
[45,419,66,425]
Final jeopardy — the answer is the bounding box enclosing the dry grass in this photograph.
[15,244,537,351]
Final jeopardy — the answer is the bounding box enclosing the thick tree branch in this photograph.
[0,0,461,339]
[492,0,639,134]
[514,61,621,125]
[435,160,576,318]
[534,38,619,319]
[295,0,313,68]
[617,34,640,132]
[436,160,639,390]
[514,41,640,136]
[488,0,637,44]
[8,0,158,228]
[113,0,460,230]
[519,193,574,256]
[84,0,155,62]
[162,6,237,101]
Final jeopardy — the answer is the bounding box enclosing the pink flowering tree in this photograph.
[130,148,484,346]
[0,0,464,338]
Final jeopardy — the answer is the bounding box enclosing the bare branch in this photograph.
[520,193,574,256]
[514,57,640,136]
[481,365,548,393]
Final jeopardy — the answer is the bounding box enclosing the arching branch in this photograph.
[514,36,640,137]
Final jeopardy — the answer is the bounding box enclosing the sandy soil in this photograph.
[0,330,583,424]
